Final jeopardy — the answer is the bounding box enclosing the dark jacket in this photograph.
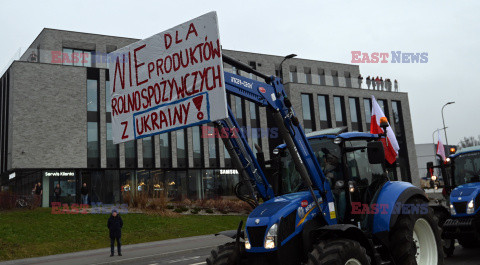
[54,187,62,196]
[81,186,88,195]
[107,215,123,238]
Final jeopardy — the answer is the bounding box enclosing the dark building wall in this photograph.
[10,61,87,169]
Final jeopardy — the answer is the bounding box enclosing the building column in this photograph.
[42,172,49,207]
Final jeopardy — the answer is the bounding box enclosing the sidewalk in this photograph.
[0,234,232,265]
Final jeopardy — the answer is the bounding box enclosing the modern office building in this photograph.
[0,28,419,207]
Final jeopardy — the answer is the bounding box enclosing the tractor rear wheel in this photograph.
[390,198,444,265]
[206,242,245,265]
[307,239,370,265]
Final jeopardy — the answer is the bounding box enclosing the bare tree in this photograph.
[458,135,480,149]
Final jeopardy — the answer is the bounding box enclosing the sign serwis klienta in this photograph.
[108,12,228,144]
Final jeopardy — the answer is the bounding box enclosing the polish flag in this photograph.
[436,132,446,162]
[370,96,400,164]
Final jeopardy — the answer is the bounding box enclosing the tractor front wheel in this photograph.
[206,242,245,265]
[307,239,370,265]
[390,198,444,265]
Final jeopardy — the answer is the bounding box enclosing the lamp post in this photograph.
[441,102,455,146]
[279,54,297,83]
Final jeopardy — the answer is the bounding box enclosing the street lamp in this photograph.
[279,54,297,83]
[441,102,455,145]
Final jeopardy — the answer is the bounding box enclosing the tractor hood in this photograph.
[245,191,322,252]
[450,183,480,217]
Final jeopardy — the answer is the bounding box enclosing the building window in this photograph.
[349,97,362,131]
[87,122,99,168]
[364,98,372,130]
[106,79,118,168]
[143,136,154,168]
[304,67,312,84]
[62,48,93,67]
[377,99,389,118]
[345,71,352,88]
[235,96,246,128]
[331,70,339,87]
[106,123,119,168]
[318,95,331,129]
[125,140,137,168]
[301,94,315,133]
[248,61,257,70]
[392,101,410,181]
[192,126,204,168]
[250,101,262,154]
[159,133,172,168]
[318,68,326,86]
[87,79,99,168]
[208,126,219,167]
[176,129,187,168]
[289,66,298,83]
[334,96,346,127]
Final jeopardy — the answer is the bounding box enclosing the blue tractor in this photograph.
[442,146,480,251]
[205,55,443,265]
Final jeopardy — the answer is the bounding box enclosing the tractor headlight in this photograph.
[450,204,456,215]
[245,239,251,250]
[264,223,278,249]
[467,200,475,214]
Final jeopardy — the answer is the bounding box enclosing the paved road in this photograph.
[0,236,478,265]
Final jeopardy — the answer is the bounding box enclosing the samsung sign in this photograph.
[44,171,75,177]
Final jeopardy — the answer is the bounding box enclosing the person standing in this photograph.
[357,74,363,89]
[108,209,123,257]
[366,76,371,89]
[380,77,384,91]
[53,183,62,202]
[372,77,377,90]
[394,79,399,92]
[81,183,89,205]
[35,182,43,206]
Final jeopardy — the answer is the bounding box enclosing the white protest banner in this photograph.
[108,12,227,144]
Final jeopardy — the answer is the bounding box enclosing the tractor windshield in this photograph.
[280,138,342,194]
[453,151,480,185]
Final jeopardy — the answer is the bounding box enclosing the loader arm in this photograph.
[220,54,337,225]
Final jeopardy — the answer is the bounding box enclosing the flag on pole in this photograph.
[370,96,400,164]
[436,131,446,162]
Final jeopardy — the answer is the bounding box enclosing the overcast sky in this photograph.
[1,0,479,146]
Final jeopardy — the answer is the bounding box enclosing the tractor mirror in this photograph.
[367,141,385,164]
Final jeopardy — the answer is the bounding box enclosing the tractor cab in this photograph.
[442,145,480,247]
[272,128,389,226]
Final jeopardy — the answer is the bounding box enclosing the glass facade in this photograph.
[142,136,154,168]
[62,48,93,67]
[4,168,242,206]
[125,140,137,168]
[192,126,204,167]
[363,98,372,130]
[391,101,411,181]
[334,96,346,127]
[317,95,331,129]
[301,94,315,133]
[105,79,118,168]
[349,97,362,131]
[249,101,261,156]
[176,130,187,168]
[159,132,172,168]
[87,78,99,168]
